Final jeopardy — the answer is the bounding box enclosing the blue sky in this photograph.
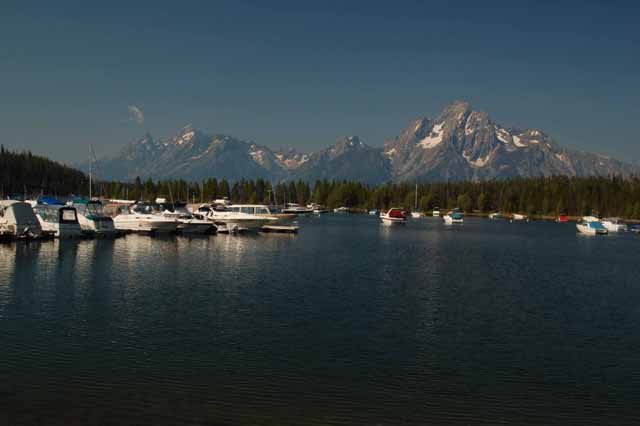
[1,0,639,163]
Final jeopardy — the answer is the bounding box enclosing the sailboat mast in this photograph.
[89,146,93,199]
[414,183,418,210]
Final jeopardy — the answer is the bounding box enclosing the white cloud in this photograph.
[127,104,144,124]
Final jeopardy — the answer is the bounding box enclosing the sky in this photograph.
[1,0,639,164]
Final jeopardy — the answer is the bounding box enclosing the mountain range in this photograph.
[89,101,638,183]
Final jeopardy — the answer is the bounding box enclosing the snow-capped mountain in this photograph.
[383,101,638,181]
[90,102,638,183]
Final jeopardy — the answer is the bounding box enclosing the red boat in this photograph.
[557,215,569,223]
[380,208,407,225]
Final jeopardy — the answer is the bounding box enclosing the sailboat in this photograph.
[410,183,423,218]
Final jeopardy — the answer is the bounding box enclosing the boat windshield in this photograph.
[84,202,104,218]
[132,203,159,214]
[35,205,61,223]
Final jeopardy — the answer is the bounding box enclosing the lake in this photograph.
[1,215,640,425]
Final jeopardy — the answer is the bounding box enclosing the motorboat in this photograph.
[489,212,506,220]
[282,203,312,214]
[601,217,627,232]
[157,200,213,234]
[32,197,83,238]
[576,216,608,235]
[307,203,329,214]
[228,204,297,225]
[112,202,178,233]
[443,209,464,224]
[196,203,270,232]
[380,208,407,225]
[0,200,43,239]
[512,213,529,222]
[368,209,379,216]
[411,211,424,218]
[432,208,441,217]
[556,215,570,223]
[333,206,350,213]
[71,198,119,236]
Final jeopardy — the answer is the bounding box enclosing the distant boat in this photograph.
[576,216,608,235]
[411,183,423,218]
[512,213,529,221]
[380,208,407,225]
[0,200,43,239]
[368,209,379,216]
[307,203,329,214]
[334,206,350,213]
[557,215,570,223]
[432,207,441,217]
[282,203,313,214]
[32,197,83,238]
[196,203,270,232]
[601,217,627,232]
[443,209,464,224]
[229,204,297,225]
[489,212,506,220]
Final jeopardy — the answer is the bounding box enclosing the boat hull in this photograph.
[576,223,607,235]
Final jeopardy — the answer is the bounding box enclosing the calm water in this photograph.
[1,215,640,425]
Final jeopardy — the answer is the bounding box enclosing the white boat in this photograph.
[32,198,83,238]
[157,200,213,234]
[71,198,119,236]
[307,203,329,214]
[0,200,43,239]
[601,217,627,232]
[380,208,407,225]
[333,206,350,213]
[196,203,270,232]
[432,208,441,217]
[411,183,423,218]
[113,202,178,233]
[443,210,464,224]
[577,216,608,235]
[489,212,506,220]
[282,203,312,214]
[368,209,379,215]
[512,213,529,221]
[229,204,297,225]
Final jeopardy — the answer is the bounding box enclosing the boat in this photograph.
[196,203,270,232]
[112,202,178,233]
[432,207,441,217]
[489,212,506,220]
[307,203,329,214]
[0,200,43,239]
[512,213,529,221]
[410,183,424,218]
[556,215,570,223]
[628,224,640,234]
[282,203,312,214]
[156,199,213,234]
[71,198,119,236]
[380,208,407,225]
[228,204,297,225]
[333,206,350,213]
[601,217,627,232]
[443,209,464,224]
[32,197,83,238]
[368,209,379,216]
[576,216,608,235]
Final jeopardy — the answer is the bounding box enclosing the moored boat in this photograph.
[557,215,570,223]
[443,209,464,224]
[380,208,407,225]
[112,202,178,233]
[157,200,213,234]
[576,216,608,235]
[0,200,43,240]
[601,217,627,232]
[334,206,350,213]
[32,197,83,238]
[282,203,312,214]
[432,208,441,217]
[71,198,119,236]
[489,212,506,220]
[197,203,270,232]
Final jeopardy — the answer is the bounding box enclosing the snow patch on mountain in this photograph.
[419,123,444,149]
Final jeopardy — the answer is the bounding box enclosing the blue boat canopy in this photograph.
[37,197,65,206]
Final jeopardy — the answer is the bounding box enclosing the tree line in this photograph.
[98,175,640,219]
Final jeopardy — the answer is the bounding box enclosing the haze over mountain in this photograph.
[89,102,638,184]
